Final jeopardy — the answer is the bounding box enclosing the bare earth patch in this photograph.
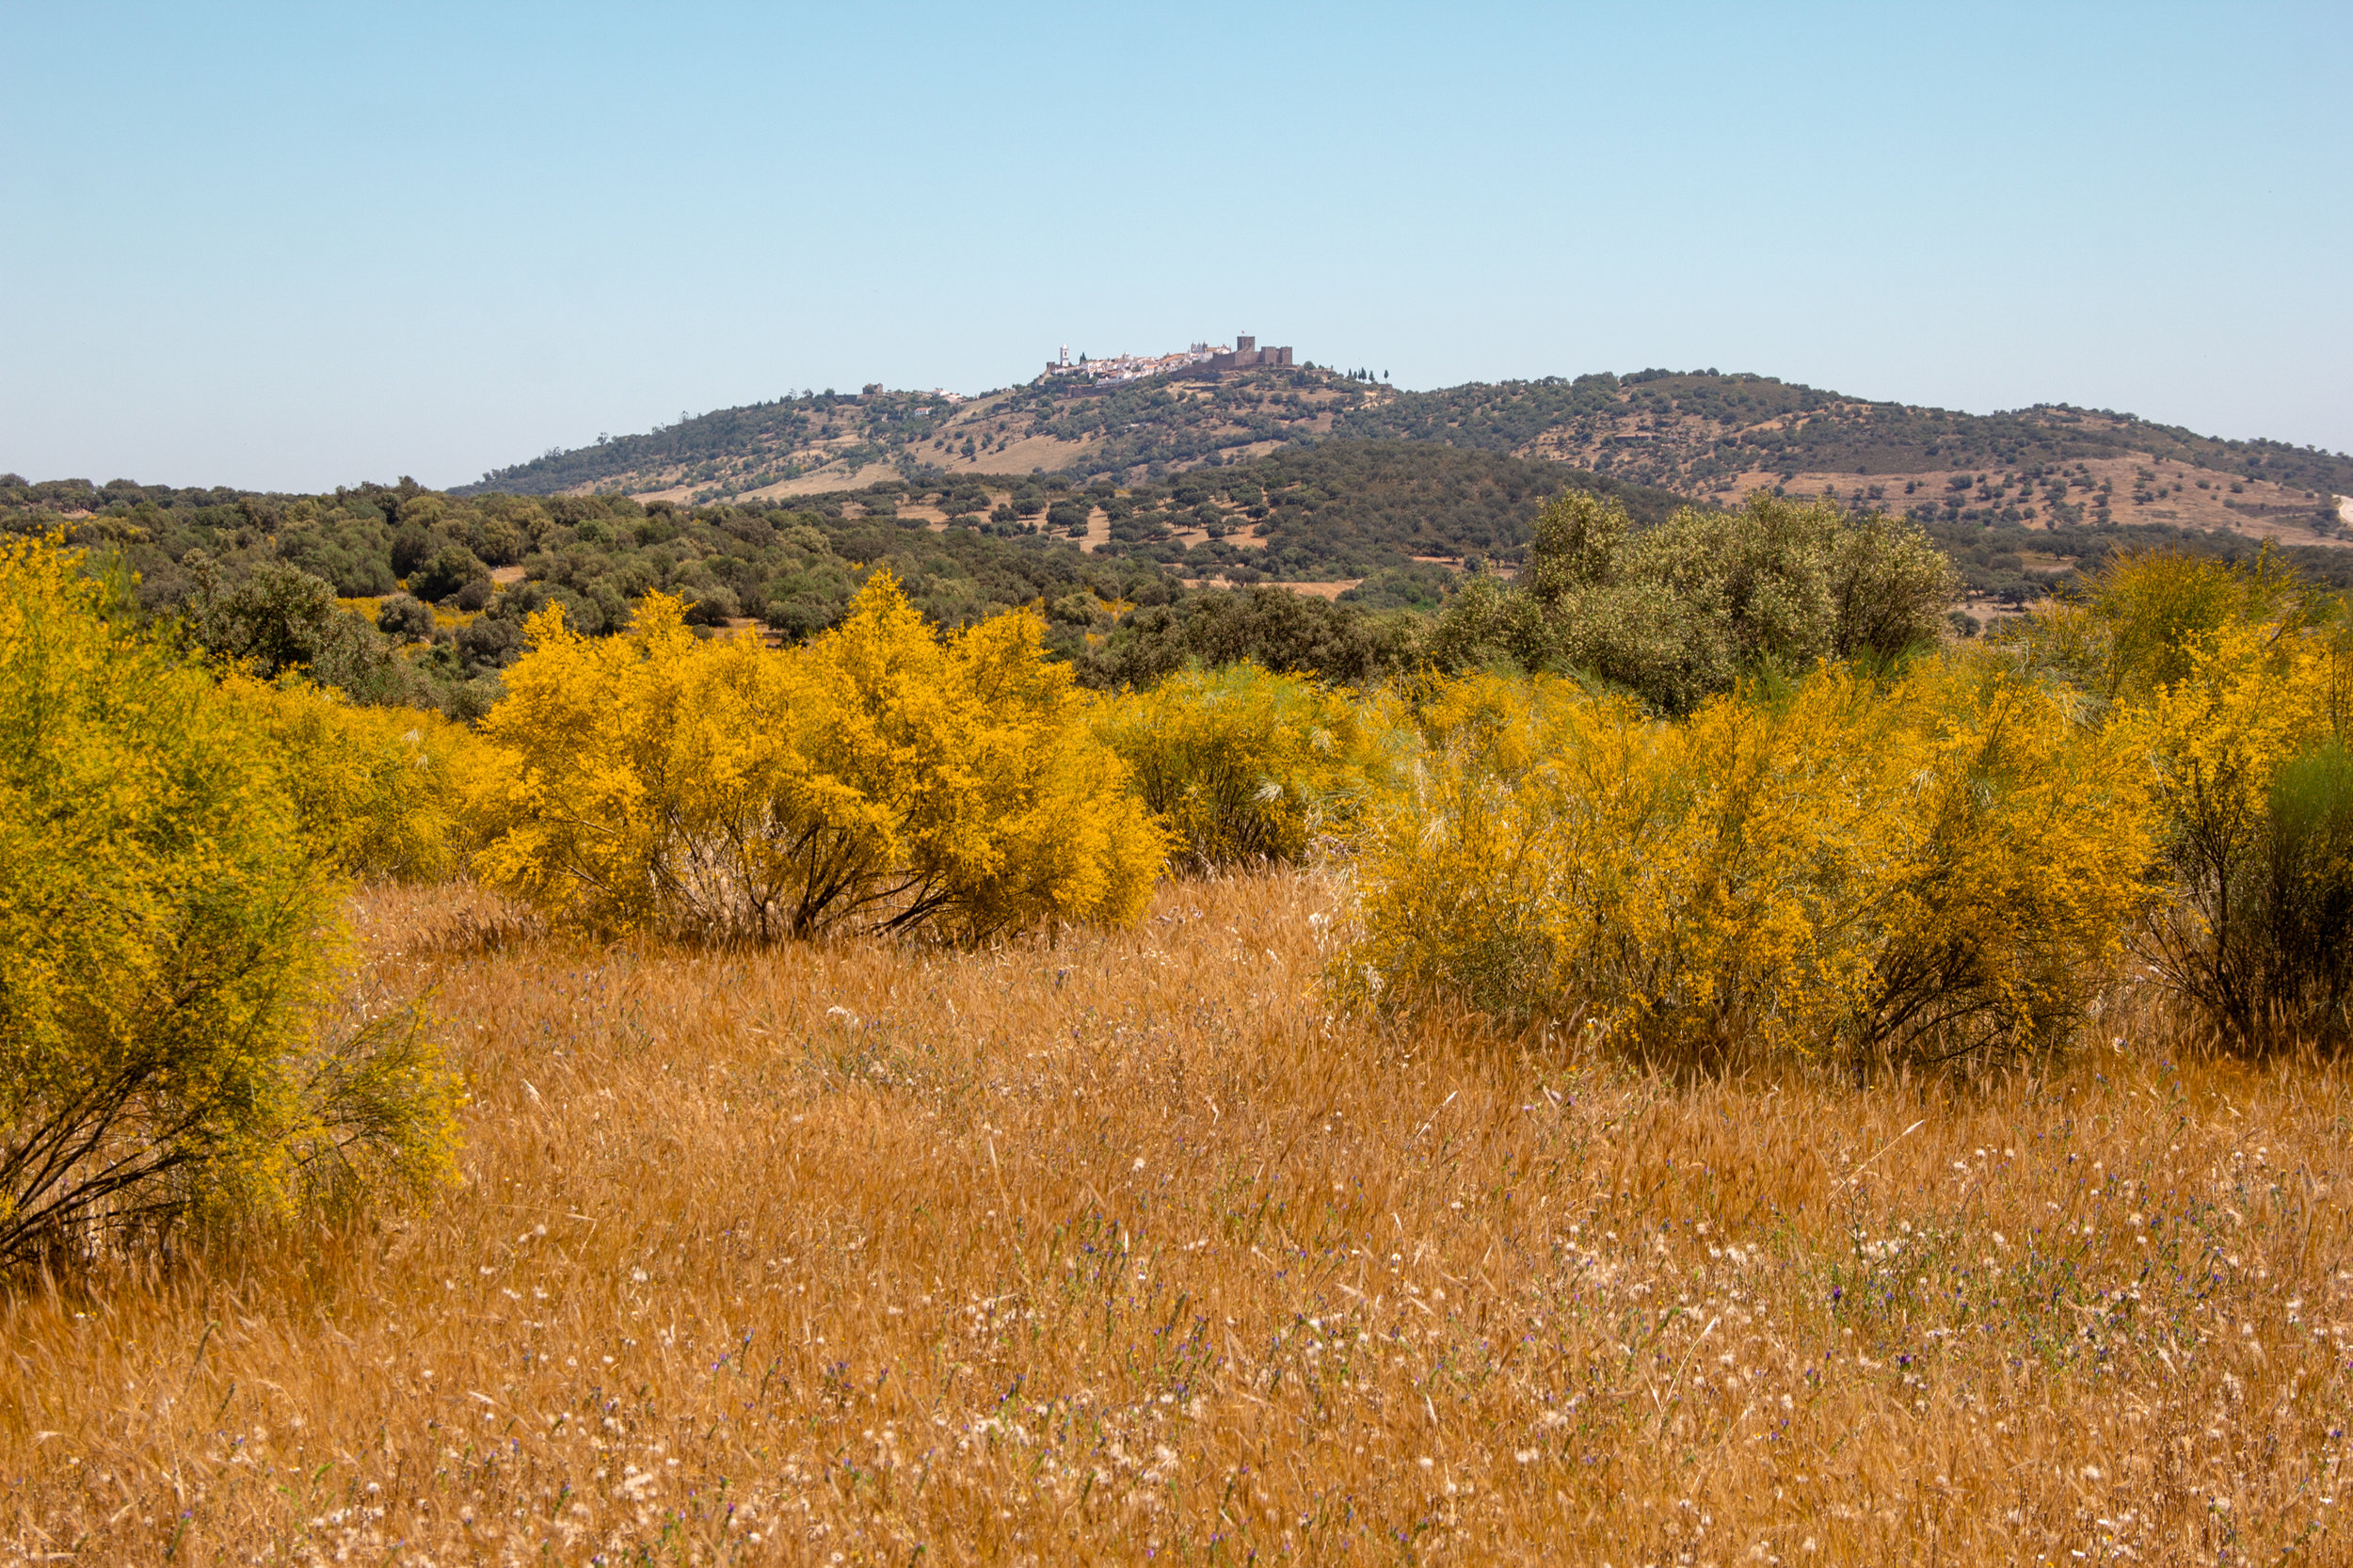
[735,462,905,502]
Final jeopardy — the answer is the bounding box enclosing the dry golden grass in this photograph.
[4,871,2351,1564]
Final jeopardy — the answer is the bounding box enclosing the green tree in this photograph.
[182,555,414,702]
[376,593,435,641]
[1077,585,1418,688]
[1432,492,1958,712]
[408,543,488,603]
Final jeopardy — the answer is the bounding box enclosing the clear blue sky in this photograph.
[5,2,2347,492]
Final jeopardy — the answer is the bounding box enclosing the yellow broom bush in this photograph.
[468,571,1166,941]
[2019,545,2314,709]
[1091,662,1401,870]
[0,536,457,1272]
[2062,552,2353,1041]
[222,675,488,882]
[1337,656,2153,1073]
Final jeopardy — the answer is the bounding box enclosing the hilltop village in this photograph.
[1039,333,1298,387]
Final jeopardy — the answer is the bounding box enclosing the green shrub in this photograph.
[180,554,429,707]
[2140,721,2353,1045]
[2251,743,2353,1035]
[408,543,488,603]
[1077,585,1419,689]
[1429,492,1957,713]
[2041,552,2353,1047]
[376,592,436,641]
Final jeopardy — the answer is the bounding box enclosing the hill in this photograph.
[0,447,1685,714]
[460,364,2352,562]
[1341,370,2353,544]
[11,424,2350,717]
[459,369,1387,501]
[13,361,2353,714]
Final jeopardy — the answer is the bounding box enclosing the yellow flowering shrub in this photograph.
[2019,546,2313,709]
[469,571,1166,941]
[1091,663,1401,870]
[0,536,457,1271]
[222,675,489,881]
[1338,657,2152,1072]
[2099,584,2353,1039]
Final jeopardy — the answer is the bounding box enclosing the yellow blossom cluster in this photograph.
[1090,661,1404,871]
[1341,547,2353,1062]
[1337,655,2154,1072]
[466,571,1167,942]
[222,673,488,882]
[1,536,458,1268]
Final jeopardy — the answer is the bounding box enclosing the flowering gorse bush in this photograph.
[1356,547,2353,1064]
[2056,552,2353,1043]
[1091,662,1403,870]
[1337,656,2153,1073]
[224,674,488,882]
[2017,546,2313,712]
[0,536,457,1272]
[469,571,1166,942]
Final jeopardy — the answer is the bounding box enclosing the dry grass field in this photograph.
[5,871,2350,1565]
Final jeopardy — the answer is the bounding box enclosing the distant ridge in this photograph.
[458,364,2352,552]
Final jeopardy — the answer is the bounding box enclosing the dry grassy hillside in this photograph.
[1357,379,2352,552]
[470,368,2352,574]
[5,872,2348,1565]
[1524,413,2344,547]
[499,375,1373,507]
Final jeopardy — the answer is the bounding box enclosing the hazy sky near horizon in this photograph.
[6,2,2348,491]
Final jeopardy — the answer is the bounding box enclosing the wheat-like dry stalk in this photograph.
[2,870,2347,1563]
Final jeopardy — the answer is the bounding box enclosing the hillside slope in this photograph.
[464,366,2352,555]
[461,369,1382,502]
[1346,371,2353,544]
